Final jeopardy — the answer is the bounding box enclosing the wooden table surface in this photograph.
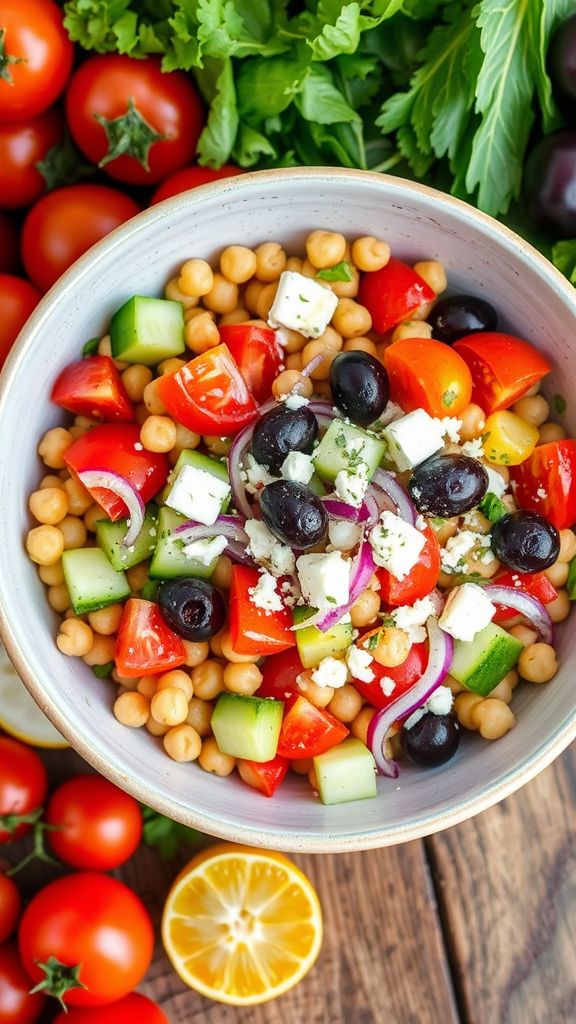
[7,740,575,1024]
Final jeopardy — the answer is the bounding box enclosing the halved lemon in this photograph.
[162,843,323,1005]
[0,644,68,749]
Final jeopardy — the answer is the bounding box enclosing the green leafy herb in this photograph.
[142,806,204,859]
[442,387,458,408]
[378,613,396,627]
[551,240,576,286]
[553,393,567,415]
[92,661,114,679]
[316,261,354,282]
[82,337,99,357]
[479,491,508,523]
[366,631,380,650]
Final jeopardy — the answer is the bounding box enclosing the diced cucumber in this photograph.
[160,449,230,509]
[110,296,185,366]
[449,622,523,696]
[312,420,386,483]
[62,548,131,615]
[141,579,160,601]
[307,472,328,497]
[211,693,283,762]
[567,555,576,600]
[313,739,377,805]
[96,505,158,571]
[149,507,217,580]
[294,606,353,668]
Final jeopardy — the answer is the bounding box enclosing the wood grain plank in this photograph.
[427,746,576,1024]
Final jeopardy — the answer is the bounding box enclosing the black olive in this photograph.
[408,454,488,517]
[158,578,226,641]
[402,713,460,767]
[490,511,560,572]
[428,294,498,345]
[260,480,328,549]
[329,351,390,426]
[251,405,318,474]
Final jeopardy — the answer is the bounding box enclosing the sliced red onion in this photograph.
[173,514,248,546]
[307,399,339,418]
[226,540,258,567]
[322,499,372,523]
[371,468,417,525]
[301,353,325,378]
[227,423,258,520]
[482,584,554,644]
[316,538,377,633]
[367,618,454,778]
[77,469,144,547]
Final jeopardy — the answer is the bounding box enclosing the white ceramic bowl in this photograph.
[1,169,574,852]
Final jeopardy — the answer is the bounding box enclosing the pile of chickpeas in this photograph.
[24,228,575,787]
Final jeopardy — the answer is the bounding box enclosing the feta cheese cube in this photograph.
[368,510,426,580]
[328,519,362,552]
[383,409,445,472]
[296,550,350,610]
[281,451,314,485]
[182,535,227,566]
[165,465,231,526]
[440,530,490,573]
[267,271,338,339]
[311,656,348,689]
[334,463,369,508]
[248,571,284,613]
[244,519,295,577]
[346,645,374,683]
[392,592,441,643]
[438,582,496,642]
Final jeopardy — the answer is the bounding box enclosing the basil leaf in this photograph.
[479,492,508,523]
[82,337,99,357]
[316,261,354,282]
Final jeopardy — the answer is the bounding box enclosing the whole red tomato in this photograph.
[0,738,47,843]
[0,213,19,273]
[0,942,45,1024]
[0,0,74,121]
[150,163,242,204]
[66,55,204,185]
[53,993,169,1024]
[0,275,41,370]
[18,873,154,1008]
[0,108,63,209]
[45,775,142,870]
[0,875,21,943]
[21,185,140,292]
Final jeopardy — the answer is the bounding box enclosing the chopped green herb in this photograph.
[378,614,396,627]
[142,806,204,859]
[479,492,508,524]
[92,661,114,679]
[82,337,99,357]
[442,388,458,408]
[325,595,337,604]
[316,261,353,283]
[366,632,380,651]
[431,516,447,527]
[553,394,567,415]
[298,294,310,303]
[481,431,491,444]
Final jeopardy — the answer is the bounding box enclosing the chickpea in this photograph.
[150,686,188,726]
[137,676,157,699]
[369,627,411,668]
[312,379,332,399]
[209,630,225,659]
[164,724,202,762]
[343,337,378,356]
[63,478,93,517]
[432,516,458,546]
[114,691,149,728]
[279,327,306,353]
[224,662,262,696]
[203,273,239,315]
[317,326,343,352]
[285,353,302,372]
[178,258,214,297]
[464,550,500,579]
[459,403,486,442]
[140,415,177,453]
[391,320,433,343]
[135,403,149,427]
[26,525,64,566]
[220,631,259,664]
[413,260,447,295]
[350,707,376,745]
[84,504,104,533]
[29,487,68,526]
[142,379,168,415]
[212,554,233,589]
[285,256,303,273]
[331,298,372,338]
[202,434,232,457]
[113,671,137,689]
[538,421,566,445]
[191,659,225,699]
[47,583,70,612]
[255,282,279,321]
[198,736,236,776]
[328,266,360,300]
[219,307,250,327]
[88,603,123,635]
[186,697,213,736]
[307,765,319,791]
[173,424,201,454]
[507,623,538,647]
[39,561,64,586]
[306,230,346,269]
[558,529,576,563]
[290,758,313,775]
[244,279,264,314]
[461,508,491,535]
[157,357,187,376]
[328,684,363,723]
[165,275,199,309]
[58,516,87,550]
[146,715,169,737]
[488,677,513,704]
[126,562,150,593]
[298,259,316,279]
[39,474,64,490]
[454,692,484,730]
[98,335,112,357]
[38,427,73,469]
[220,245,257,284]
[547,590,571,623]
[296,671,334,708]
[351,236,390,273]
[301,340,335,380]
[472,699,515,739]
[68,425,87,442]
[57,618,94,657]
[182,640,209,668]
[512,394,549,427]
[184,311,220,354]
[545,560,569,588]
[83,634,116,666]
[157,669,194,701]
[350,589,380,629]
[518,642,558,683]
[121,365,153,403]
[254,242,286,282]
[271,370,310,399]
[443,674,465,696]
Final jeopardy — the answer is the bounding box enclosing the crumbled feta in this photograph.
[267,271,338,339]
[369,510,426,580]
[270,544,296,576]
[328,519,362,552]
[373,400,405,429]
[380,676,397,697]
[404,685,454,730]
[296,550,350,610]
[281,451,314,485]
[249,571,284,613]
[440,530,490,573]
[392,592,441,643]
[182,535,227,566]
[536,485,548,499]
[484,465,507,498]
[415,514,427,531]
[244,519,295,577]
[283,393,310,411]
[435,416,463,443]
[334,463,369,508]
[244,453,277,492]
[439,582,496,641]
[311,656,348,689]
[461,437,484,459]
[346,644,374,682]
[165,465,230,526]
[383,409,445,472]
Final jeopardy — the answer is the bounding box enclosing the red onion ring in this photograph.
[77,469,144,547]
[322,499,372,524]
[371,469,417,525]
[173,514,248,546]
[482,584,554,644]
[367,618,454,778]
[301,353,325,378]
[316,538,376,633]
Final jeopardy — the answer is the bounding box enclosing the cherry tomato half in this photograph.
[257,647,304,700]
[0,737,47,844]
[509,439,576,530]
[219,324,283,404]
[229,565,295,657]
[453,332,551,414]
[53,993,169,1024]
[45,776,142,871]
[0,0,74,121]
[377,525,440,606]
[384,336,473,417]
[157,344,259,436]
[358,258,435,333]
[277,696,349,759]
[150,163,242,204]
[0,941,45,1024]
[51,357,134,422]
[115,599,186,678]
[0,274,41,371]
[0,108,63,209]
[351,639,429,710]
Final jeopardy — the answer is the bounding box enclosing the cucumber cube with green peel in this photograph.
[110,296,185,366]
[449,621,523,696]
[96,505,158,571]
[313,739,377,805]
[312,419,386,483]
[294,606,353,668]
[211,694,283,762]
[62,548,131,615]
[149,507,218,580]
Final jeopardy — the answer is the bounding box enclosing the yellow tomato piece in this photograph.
[482,411,539,466]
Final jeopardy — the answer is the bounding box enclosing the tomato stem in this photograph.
[35,134,94,191]
[95,96,167,171]
[6,819,62,876]
[29,955,86,1010]
[0,806,43,837]
[0,28,26,85]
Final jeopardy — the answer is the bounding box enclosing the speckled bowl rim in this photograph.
[1,167,575,853]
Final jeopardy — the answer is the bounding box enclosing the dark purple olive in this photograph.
[408,453,488,517]
[251,404,318,474]
[158,578,225,641]
[548,13,576,107]
[428,294,498,345]
[525,131,576,238]
[490,511,560,572]
[329,351,389,426]
[260,480,328,549]
[402,713,460,767]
